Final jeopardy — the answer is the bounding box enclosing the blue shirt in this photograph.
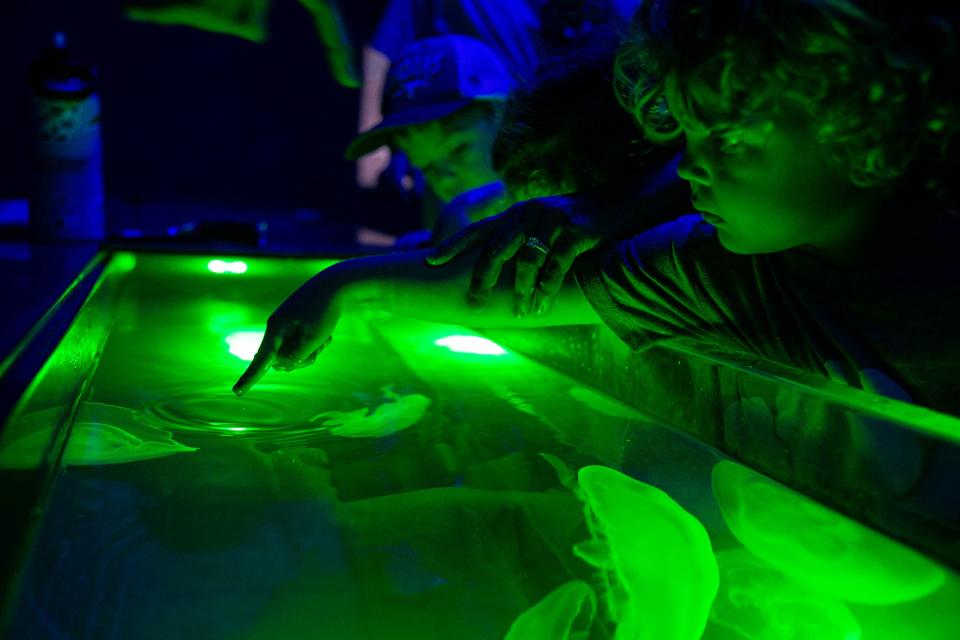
[371,0,542,81]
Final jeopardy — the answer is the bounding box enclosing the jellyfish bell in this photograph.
[710,548,862,640]
[575,465,719,640]
[504,580,597,640]
[711,460,946,605]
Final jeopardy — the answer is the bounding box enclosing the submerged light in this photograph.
[434,335,506,356]
[208,259,248,274]
[225,331,264,361]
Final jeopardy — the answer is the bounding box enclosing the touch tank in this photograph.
[0,251,957,639]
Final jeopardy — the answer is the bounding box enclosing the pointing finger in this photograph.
[233,329,282,396]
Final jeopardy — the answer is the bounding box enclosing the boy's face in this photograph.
[395,107,500,203]
[669,83,877,258]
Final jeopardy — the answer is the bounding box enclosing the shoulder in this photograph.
[613,214,727,273]
[444,182,508,218]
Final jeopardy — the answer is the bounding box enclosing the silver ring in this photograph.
[525,236,550,255]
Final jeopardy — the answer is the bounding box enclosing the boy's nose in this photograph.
[676,150,711,186]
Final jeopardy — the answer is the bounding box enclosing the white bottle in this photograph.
[28,33,105,241]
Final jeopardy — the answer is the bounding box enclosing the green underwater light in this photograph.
[208,259,248,274]
[225,331,264,361]
[434,335,506,356]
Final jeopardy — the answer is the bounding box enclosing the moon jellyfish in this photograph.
[710,548,861,640]
[574,465,719,640]
[311,387,431,438]
[504,580,597,640]
[0,403,196,468]
[711,460,945,605]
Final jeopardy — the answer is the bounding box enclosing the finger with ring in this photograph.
[525,236,550,255]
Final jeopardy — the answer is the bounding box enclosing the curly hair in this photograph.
[493,37,677,199]
[615,0,960,202]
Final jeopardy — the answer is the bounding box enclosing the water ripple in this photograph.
[142,383,333,446]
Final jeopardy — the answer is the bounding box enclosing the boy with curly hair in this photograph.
[595,0,960,414]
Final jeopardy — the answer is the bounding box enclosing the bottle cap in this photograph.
[28,33,98,99]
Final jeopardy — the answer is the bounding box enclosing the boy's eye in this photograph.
[711,133,745,156]
[708,121,772,156]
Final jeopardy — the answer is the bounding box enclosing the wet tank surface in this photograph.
[1,253,957,640]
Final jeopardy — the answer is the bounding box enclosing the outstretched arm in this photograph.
[233,247,599,395]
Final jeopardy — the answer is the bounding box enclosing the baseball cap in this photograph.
[346,35,513,161]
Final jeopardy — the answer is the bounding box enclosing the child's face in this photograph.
[396,108,500,203]
[669,84,877,258]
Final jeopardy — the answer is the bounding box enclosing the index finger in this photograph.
[233,330,282,396]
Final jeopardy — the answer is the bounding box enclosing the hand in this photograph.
[233,272,344,396]
[425,195,610,318]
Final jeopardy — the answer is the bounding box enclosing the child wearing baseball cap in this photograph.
[346,35,515,244]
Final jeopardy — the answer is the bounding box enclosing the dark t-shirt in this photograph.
[574,214,960,416]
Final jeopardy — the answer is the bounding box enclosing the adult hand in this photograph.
[425,194,612,318]
[233,272,343,396]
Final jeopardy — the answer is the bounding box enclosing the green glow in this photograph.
[111,252,138,274]
[311,387,431,438]
[434,335,506,356]
[505,580,597,639]
[711,460,946,605]
[207,259,248,274]
[225,331,264,361]
[123,3,269,42]
[147,254,338,281]
[574,465,718,640]
[11,251,957,638]
[710,548,861,640]
[204,303,254,336]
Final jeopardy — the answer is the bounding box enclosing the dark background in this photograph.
[0,0,419,234]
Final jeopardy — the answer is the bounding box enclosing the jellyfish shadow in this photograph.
[708,548,861,640]
[711,460,945,606]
